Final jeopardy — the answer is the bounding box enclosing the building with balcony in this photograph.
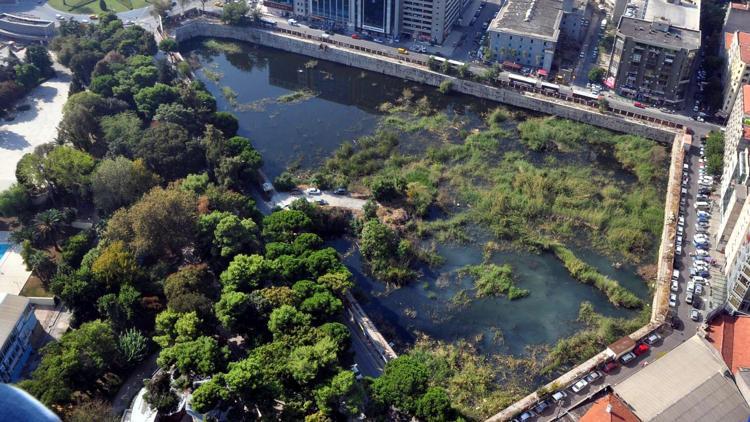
[607,0,700,106]
[720,32,750,118]
[400,0,461,43]
[0,293,36,383]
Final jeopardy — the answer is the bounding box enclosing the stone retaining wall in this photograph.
[173,21,677,143]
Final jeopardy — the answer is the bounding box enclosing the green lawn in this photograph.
[46,0,151,14]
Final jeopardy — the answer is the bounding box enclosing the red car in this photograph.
[602,360,619,373]
[633,101,646,108]
[351,33,360,39]
[634,343,650,356]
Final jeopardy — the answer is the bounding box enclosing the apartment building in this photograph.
[722,2,750,54]
[0,293,36,383]
[607,0,700,106]
[720,32,750,118]
[400,0,462,43]
[487,0,565,73]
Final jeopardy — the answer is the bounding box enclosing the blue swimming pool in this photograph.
[0,243,9,259]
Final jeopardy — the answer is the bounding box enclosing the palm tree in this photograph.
[33,209,64,250]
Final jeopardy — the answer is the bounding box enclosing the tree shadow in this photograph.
[0,130,31,150]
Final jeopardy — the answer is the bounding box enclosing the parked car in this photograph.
[645,333,661,345]
[669,293,677,307]
[690,309,700,321]
[333,187,348,195]
[552,390,568,402]
[633,343,650,356]
[695,284,704,295]
[518,410,535,421]
[602,360,619,373]
[571,378,589,393]
[634,101,646,108]
[671,280,679,292]
[305,187,321,195]
[532,400,550,414]
[584,371,602,383]
[686,292,694,304]
[619,351,637,364]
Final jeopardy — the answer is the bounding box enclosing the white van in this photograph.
[694,201,710,209]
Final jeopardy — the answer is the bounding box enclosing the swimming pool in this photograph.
[0,243,9,260]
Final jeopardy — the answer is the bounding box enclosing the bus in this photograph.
[259,18,277,27]
[508,73,539,88]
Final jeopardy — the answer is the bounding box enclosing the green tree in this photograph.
[314,370,363,416]
[17,146,96,199]
[359,219,397,269]
[221,0,250,24]
[588,67,606,83]
[219,254,267,292]
[215,290,253,333]
[416,387,453,421]
[92,157,160,212]
[262,210,312,243]
[371,355,429,414]
[91,241,138,288]
[61,231,94,267]
[105,186,196,258]
[135,123,205,180]
[163,264,218,316]
[157,336,229,378]
[288,336,338,384]
[212,111,239,137]
[19,320,119,406]
[158,38,178,52]
[24,45,54,78]
[133,83,179,118]
[100,111,144,157]
[191,376,230,413]
[299,291,343,322]
[267,304,311,337]
[0,183,30,218]
[57,91,128,153]
[214,214,260,257]
[153,309,204,348]
[14,63,41,90]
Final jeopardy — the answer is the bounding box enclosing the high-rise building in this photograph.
[607,0,701,107]
[719,85,750,313]
[357,0,399,36]
[309,0,355,25]
[400,0,462,43]
[720,32,750,119]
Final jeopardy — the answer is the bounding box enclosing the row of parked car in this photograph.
[672,139,713,322]
[511,333,661,421]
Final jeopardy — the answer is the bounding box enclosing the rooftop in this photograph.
[726,2,750,36]
[643,0,700,30]
[0,293,29,347]
[579,393,640,422]
[706,313,750,373]
[489,0,563,42]
[745,85,750,115]
[617,16,701,50]
[614,335,750,422]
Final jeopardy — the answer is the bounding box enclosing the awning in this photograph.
[607,335,636,358]
[537,69,548,76]
[502,61,521,70]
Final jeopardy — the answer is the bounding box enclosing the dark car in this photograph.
[333,187,348,195]
[602,360,619,373]
[532,400,550,414]
[619,352,637,364]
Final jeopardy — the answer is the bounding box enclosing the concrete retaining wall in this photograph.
[173,21,677,143]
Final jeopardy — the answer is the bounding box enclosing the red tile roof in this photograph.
[739,32,750,63]
[744,85,750,115]
[706,314,750,373]
[732,2,750,11]
[727,32,736,50]
[580,394,640,422]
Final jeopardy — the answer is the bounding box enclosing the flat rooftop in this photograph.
[489,0,563,42]
[618,16,701,50]
[0,293,29,347]
[614,335,750,422]
[726,2,750,36]
[624,0,700,30]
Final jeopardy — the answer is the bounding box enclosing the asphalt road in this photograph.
[572,11,604,87]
